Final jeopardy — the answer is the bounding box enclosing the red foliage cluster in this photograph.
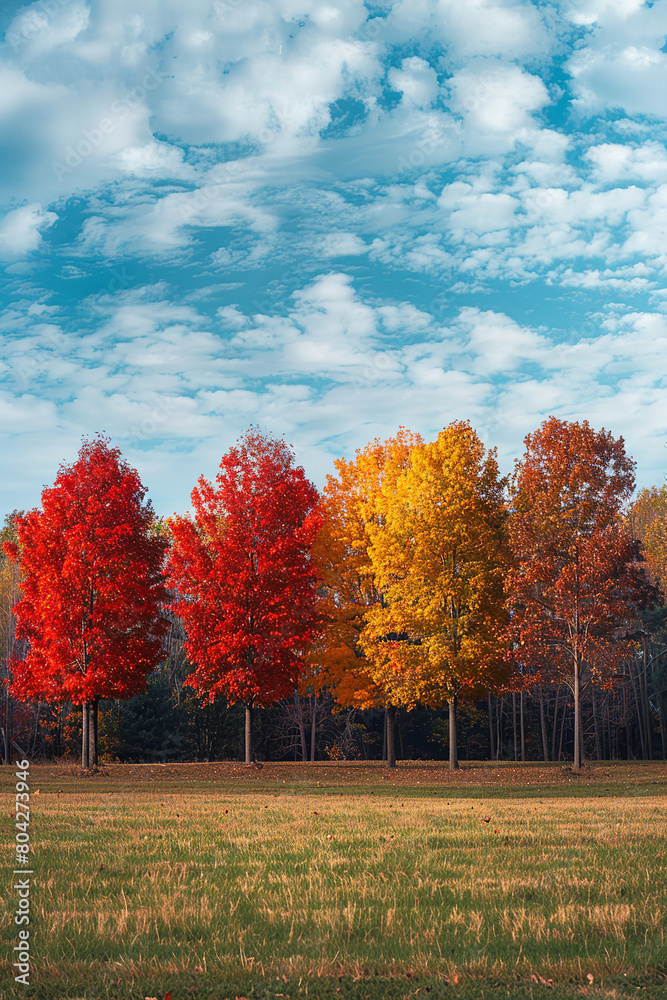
[167,427,322,707]
[4,435,169,703]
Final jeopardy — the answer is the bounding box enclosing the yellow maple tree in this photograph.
[361,421,510,769]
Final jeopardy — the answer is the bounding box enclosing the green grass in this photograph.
[1,762,667,999]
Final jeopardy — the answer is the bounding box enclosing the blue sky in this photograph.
[1,0,666,516]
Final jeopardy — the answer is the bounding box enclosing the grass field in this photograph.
[2,760,667,1000]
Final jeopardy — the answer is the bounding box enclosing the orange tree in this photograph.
[628,486,667,589]
[4,435,169,768]
[311,428,422,766]
[507,417,647,770]
[361,421,509,769]
[167,428,322,763]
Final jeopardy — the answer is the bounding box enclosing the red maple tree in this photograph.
[4,435,170,768]
[167,428,322,762]
[507,417,647,769]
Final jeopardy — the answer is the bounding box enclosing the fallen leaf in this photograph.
[587,973,594,984]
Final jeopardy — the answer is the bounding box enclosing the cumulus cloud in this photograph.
[445,61,551,150]
[1,0,667,514]
[0,204,58,260]
[385,0,551,62]
[565,0,667,117]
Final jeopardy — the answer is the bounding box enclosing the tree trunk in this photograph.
[382,706,387,762]
[573,660,582,770]
[448,696,459,770]
[558,692,567,761]
[3,697,11,766]
[245,704,252,764]
[82,701,89,769]
[539,685,549,762]
[386,705,396,768]
[310,695,317,762]
[512,692,518,761]
[551,686,560,761]
[488,692,495,761]
[89,697,98,768]
[520,691,525,762]
[295,690,307,762]
[629,661,646,759]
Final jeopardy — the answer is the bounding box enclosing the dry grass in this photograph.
[1,763,666,997]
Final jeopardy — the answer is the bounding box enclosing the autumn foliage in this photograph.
[2,417,663,768]
[4,436,169,764]
[311,429,422,715]
[167,429,322,759]
[628,486,667,588]
[507,417,648,768]
[361,421,510,768]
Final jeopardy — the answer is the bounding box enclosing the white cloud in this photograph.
[386,0,551,62]
[565,0,667,117]
[569,45,667,118]
[0,391,58,431]
[456,307,549,374]
[388,57,439,109]
[317,232,367,257]
[6,0,90,57]
[439,184,519,235]
[117,141,193,179]
[586,142,667,185]
[3,0,667,514]
[0,204,58,260]
[624,184,667,257]
[446,61,551,148]
[76,180,277,257]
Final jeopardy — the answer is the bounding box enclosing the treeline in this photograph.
[1,419,666,771]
